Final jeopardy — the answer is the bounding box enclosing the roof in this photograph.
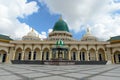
[53,17,69,32]
[109,36,120,41]
[0,34,13,41]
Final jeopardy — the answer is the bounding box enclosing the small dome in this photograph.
[53,16,69,32]
[81,28,97,41]
[27,29,37,37]
[22,29,40,41]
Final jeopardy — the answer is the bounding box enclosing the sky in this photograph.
[0,0,120,41]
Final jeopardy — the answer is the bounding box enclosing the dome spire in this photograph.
[59,15,63,20]
[32,28,34,32]
[87,27,90,33]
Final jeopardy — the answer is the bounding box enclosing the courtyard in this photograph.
[0,64,119,80]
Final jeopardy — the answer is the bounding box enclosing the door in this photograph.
[2,54,6,62]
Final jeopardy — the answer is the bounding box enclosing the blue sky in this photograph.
[0,0,120,40]
[18,0,85,40]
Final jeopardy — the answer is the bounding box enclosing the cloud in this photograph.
[0,0,39,39]
[40,0,120,40]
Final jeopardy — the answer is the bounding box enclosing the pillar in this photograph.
[96,50,99,61]
[6,53,10,63]
[104,51,107,61]
[112,53,115,63]
[12,50,15,60]
[68,51,71,60]
[77,51,80,61]
[40,51,42,60]
[21,51,25,60]
[49,50,52,60]
[31,51,34,60]
[86,50,89,61]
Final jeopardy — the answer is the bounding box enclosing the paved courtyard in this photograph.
[0,64,120,80]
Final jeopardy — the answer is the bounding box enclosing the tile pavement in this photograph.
[0,64,119,80]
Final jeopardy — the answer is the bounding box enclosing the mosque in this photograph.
[0,17,120,64]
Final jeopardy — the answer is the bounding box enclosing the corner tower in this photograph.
[48,16,75,41]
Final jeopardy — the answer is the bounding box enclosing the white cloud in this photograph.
[48,29,53,33]
[0,0,39,39]
[40,0,120,40]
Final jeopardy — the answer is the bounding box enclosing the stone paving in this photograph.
[0,64,120,80]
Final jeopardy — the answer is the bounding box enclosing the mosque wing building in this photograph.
[0,17,120,64]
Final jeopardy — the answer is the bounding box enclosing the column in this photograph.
[21,51,25,60]
[12,50,15,60]
[96,50,99,61]
[49,50,52,60]
[112,53,115,63]
[68,51,71,60]
[104,51,107,61]
[77,51,80,61]
[86,50,89,61]
[40,51,42,60]
[31,51,34,60]
[6,53,9,63]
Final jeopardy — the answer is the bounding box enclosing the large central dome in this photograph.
[53,17,69,32]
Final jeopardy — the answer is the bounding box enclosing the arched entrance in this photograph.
[15,48,22,60]
[34,48,40,60]
[114,51,120,64]
[0,50,7,63]
[43,48,49,60]
[80,48,86,61]
[25,48,31,60]
[98,49,105,61]
[89,48,96,61]
[71,48,77,60]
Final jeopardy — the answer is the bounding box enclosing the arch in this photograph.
[24,48,31,60]
[97,46,105,51]
[15,46,23,51]
[114,51,120,64]
[70,46,78,51]
[71,48,77,60]
[0,48,8,53]
[42,46,50,51]
[43,48,49,60]
[113,48,120,54]
[88,46,96,51]
[79,46,87,51]
[33,45,41,50]
[24,45,32,50]
[15,48,22,60]
[0,50,7,63]
[34,48,40,60]
[80,48,87,61]
[98,48,105,61]
[89,48,96,61]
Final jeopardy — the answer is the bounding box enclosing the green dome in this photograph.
[53,18,69,32]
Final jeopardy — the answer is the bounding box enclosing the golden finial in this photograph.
[32,28,34,32]
[59,15,63,20]
[87,27,90,32]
